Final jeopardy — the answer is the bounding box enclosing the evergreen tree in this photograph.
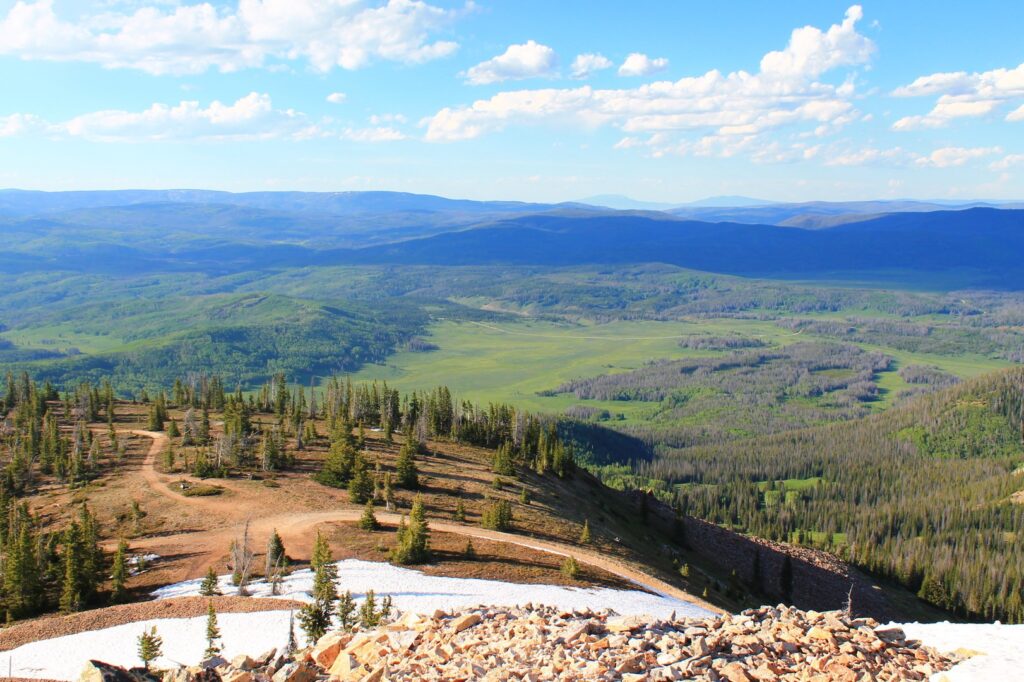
[453,499,466,523]
[579,519,591,545]
[395,439,419,489]
[391,497,430,565]
[299,532,337,643]
[59,522,83,613]
[137,626,163,670]
[348,456,374,504]
[359,500,378,531]
[266,529,287,577]
[199,566,221,597]
[337,590,357,631]
[204,601,222,659]
[110,538,129,604]
[561,556,580,579]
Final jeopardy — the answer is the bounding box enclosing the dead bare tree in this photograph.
[229,520,256,596]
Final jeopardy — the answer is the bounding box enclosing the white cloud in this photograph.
[758,5,873,80]
[570,53,613,79]
[342,126,407,142]
[0,0,462,75]
[463,40,557,85]
[0,113,47,138]
[915,146,1001,168]
[618,53,668,77]
[824,146,907,166]
[425,5,875,153]
[990,153,1024,170]
[326,92,347,104]
[6,93,315,142]
[892,62,1024,130]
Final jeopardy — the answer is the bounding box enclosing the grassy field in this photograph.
[350,318,1015,417]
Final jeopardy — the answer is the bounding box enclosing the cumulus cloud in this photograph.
[463,40,557,85]
[990,153,1024,170]
[0,0,462,75]
[892,62,1024,129]
[425,5,875,154]
[915,146,1001,168]
[570,53,613,79]
[824,146,908,167]
[326,92,347,104]
[342,126,408,142]
[618,53,668,77]
[1,93,317,142]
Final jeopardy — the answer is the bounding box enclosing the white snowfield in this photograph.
[892,621,1024,682]
[1,560,1019,681]
[3,559,709,679]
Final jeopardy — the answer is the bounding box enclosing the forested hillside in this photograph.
[629,369,1024,623]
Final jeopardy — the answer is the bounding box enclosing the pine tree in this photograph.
[266,529,287,578]
[199,566,220,597]
[391,497,430,565]
[110,538,129,604]
[337,590,357,631]
[59,523,83,613]
[464,538,476,560]
[359,589,382,628]
[579,519,591,545]
[204,601,222,659]
[492,441,514,476]
[359,500,378,531]
[166,420,180,438]
[348,456,374,504]
[561,556,580,579]
[299,531,337,643]
[137,625,163,670]
[453,498,466,522]
[395,439,419,489]
[147,403,164,432]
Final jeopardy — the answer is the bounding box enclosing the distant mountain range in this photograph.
[0,189,1021,288]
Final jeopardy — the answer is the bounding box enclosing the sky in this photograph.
[0,0,1022,203]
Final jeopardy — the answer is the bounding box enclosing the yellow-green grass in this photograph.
[349,318,1015,417]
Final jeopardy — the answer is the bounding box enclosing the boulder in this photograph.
[80,661,136,682]
[450,612,482,633]
[270,663,317,682]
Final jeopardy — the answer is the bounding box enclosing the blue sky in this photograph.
[1,1,1022,202]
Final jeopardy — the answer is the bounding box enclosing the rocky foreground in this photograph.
[85,605,957,682]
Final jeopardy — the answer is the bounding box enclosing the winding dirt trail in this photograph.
[123,431,721,615]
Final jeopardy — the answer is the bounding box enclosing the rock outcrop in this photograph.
[87,605,958,681]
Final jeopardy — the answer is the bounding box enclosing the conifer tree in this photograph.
[348,456,374,504]
[579,519,591,545]
[110,538,129,604]
[395,439,419,489]
[59,522,83,613]
[337,590,357,631]
[266,529,287,577]
[204,601,222,659]
[359,500,378,530]
[299,532,337,643]
[137,626,163,670]
[391,497,429,565]
[453,498,466,523]
[200,566,220,597]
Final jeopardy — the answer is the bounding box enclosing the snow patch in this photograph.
[153,558,710,619]
[890,621,1024,681]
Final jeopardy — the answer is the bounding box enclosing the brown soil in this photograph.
[0,596,304,652]
[9,405,720,650]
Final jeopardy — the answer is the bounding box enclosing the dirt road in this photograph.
[123,431,721,615]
